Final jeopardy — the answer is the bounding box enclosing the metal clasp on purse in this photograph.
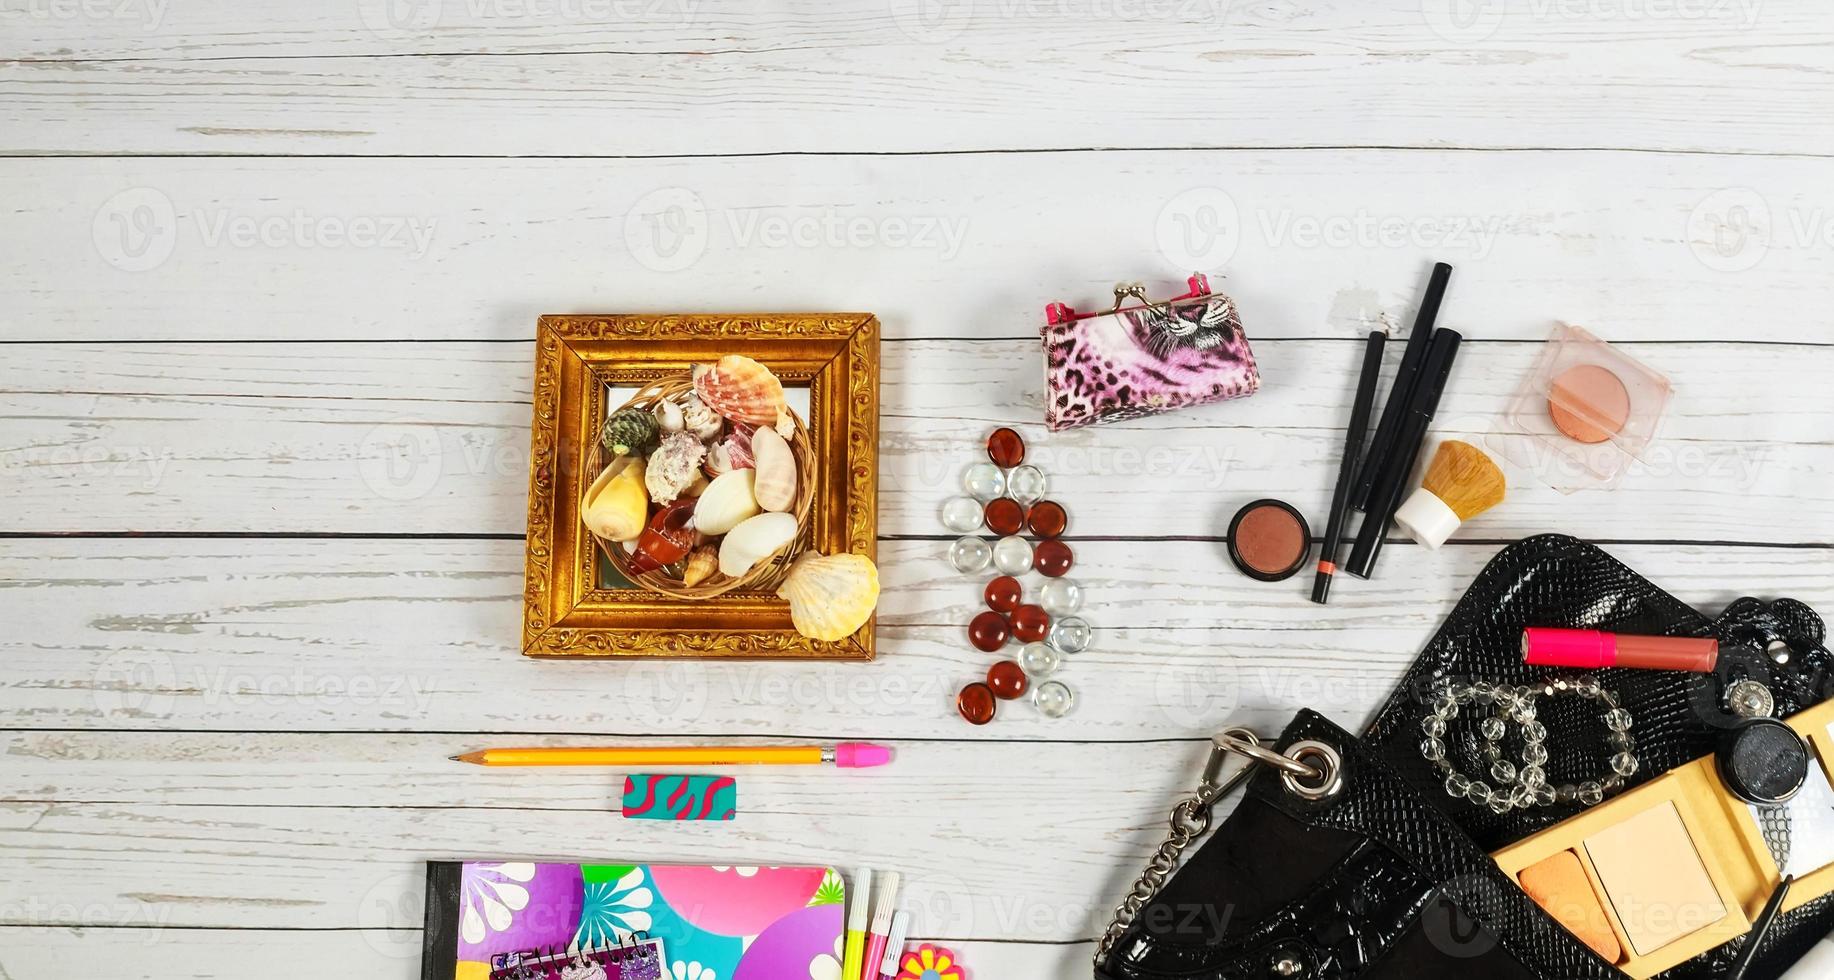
[1093,729,1345,965]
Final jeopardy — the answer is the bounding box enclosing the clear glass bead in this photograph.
[1521,743,1548,766]
[1607,732,1634,752]
[948,535,991,573]
[1480,717,1506,741]
[1602,774,1626,792]
[1610,752,1638,777]
[1522,721,1548,743]
[1605,708,1633,732]
[1555,784,1578,804]
[1472,681,1495,703]
[1490,760,1517,784]
[1420,716,1446,738]
[1431,697,1460,720]
[1006,465,1047,505]
[1019,641,1061,678]
[1510,784,1535,808]
[1444,773,1470,799]
[1512,700,1537,724]
[992,535,1032,575]
[1032,680,1075,718]
[1421,738,1447,762]
[1575,676,1601,698]
[940,496,984,533]
[963,462,1006,502]
[1533,784,1557,806]
[1048,616,1092,654]
[1577,781,1605,806]
[1489,797,1513,815]
[1520,765,1546,789]
[1039,578,1083,617]
[1467,781,1493,804]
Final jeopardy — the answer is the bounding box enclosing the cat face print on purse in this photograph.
[1042,274,1260,431]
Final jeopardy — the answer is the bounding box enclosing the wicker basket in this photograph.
[587,376,817,599]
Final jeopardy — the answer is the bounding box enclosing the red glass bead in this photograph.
[1010,604,1051,642]
[1034,539,1075,577]
[957,682,996,725]
[984,497,1026,536]
[968,610,1011,652]
[987,427,1025,468]
[628,498,698,574]
[1026,499,1068,538]
[984,575,1022,614]
[987,660,1029,700]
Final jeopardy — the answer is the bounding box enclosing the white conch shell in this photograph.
[750,424,797,512]
[692,469,760,536]
[654,398,684,433]
[680,395,726,443]
[580,457,648,542]
[777,552,880,641]
[717,511,798,578]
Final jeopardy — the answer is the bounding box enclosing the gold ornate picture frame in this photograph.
[523,313,880,660]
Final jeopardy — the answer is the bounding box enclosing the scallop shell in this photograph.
[692,469,761,536]
[693,355,788,430]
[580,457,649,542]
[644,431,707,505]
[750,423,797,512]
[680,545,718,587]
[777,552,880,641]
[717,511,798,578]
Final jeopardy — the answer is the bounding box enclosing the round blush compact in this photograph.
[1548,364,1631,444]
[1227,499,1312,582]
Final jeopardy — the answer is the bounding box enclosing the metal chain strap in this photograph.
[1092,728,1344,966]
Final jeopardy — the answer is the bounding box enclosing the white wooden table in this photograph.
[3,2,1832,976]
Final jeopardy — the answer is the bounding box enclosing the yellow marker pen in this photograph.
[842,867,872,980]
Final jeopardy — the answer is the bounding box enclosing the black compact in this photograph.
[1717,718,1810,806]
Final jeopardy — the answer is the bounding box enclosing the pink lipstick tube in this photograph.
[1522,627,1718,673]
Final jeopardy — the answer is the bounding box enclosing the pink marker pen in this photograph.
[860,871,900,979]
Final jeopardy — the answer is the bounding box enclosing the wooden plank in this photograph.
[3,538,1827,737]
[1,339,1827,540]
[2,1,1829,155]
[5,153,1832,342]
[0,736,1234,937]
[0,927,1079,979]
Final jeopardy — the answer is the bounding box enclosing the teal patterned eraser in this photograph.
[621,774,737,820]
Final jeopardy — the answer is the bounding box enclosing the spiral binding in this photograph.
[488,931,661,980]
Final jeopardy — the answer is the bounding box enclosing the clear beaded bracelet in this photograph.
[1420,675,1638,815]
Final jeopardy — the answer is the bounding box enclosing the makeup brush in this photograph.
[1391,440,1505,549]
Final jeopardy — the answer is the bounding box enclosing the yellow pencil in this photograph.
[450,743,893,768]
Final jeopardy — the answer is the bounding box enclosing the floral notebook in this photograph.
[421,861,846,980]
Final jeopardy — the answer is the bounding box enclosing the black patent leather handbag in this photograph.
[1094,535,1834,980]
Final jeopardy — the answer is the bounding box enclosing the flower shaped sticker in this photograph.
[894,944,965,980]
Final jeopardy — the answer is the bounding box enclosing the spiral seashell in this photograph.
[680,395,726,443]
[580,457,648,542]
[680,545,718,586]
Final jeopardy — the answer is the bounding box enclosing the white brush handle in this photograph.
[1392,489,1460,549]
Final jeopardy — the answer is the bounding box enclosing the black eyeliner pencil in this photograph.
[1350,262,1452,511]
[1311,324,1388,604]
[1346,328,1462,579]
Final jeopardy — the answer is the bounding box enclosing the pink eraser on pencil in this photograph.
[835,742,893,769]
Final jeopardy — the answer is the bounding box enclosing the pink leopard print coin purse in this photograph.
[1041,275,1260,431]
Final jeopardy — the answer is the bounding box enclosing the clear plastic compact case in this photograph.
[1492,324,1673,492]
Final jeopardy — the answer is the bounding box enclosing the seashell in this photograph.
[778,552,880,641]
[628,498,699,574]
[692,469,761,536]
[581,457,649,542]
[750,423,797,512]
[680,395,726,443]
[644,431,707,505]
[693,355,788,430]
[654,398,684,434]
[602,407,660,458]
[680,545,719,586]
[717,511,798,578]
[681,472,710,498]
[703,427,754,479]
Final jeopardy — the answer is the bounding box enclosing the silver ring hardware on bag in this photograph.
[1093,727,1346,965]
